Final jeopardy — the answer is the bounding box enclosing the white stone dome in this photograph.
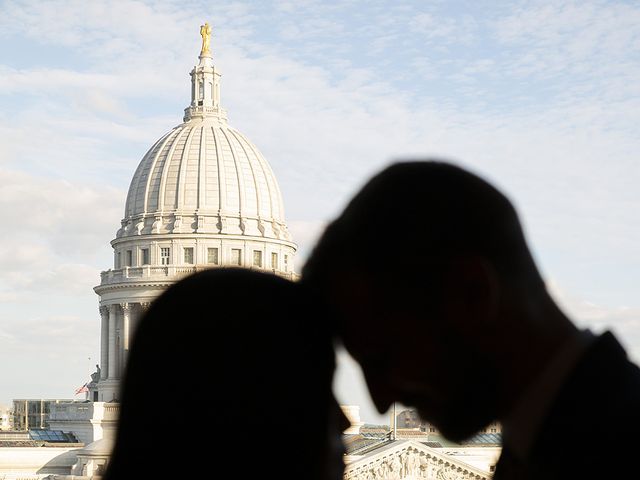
[122,117,289,240]
[115,46,291,242]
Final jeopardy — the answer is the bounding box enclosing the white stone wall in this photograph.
[49,403,118,444]
[0,447,79,479]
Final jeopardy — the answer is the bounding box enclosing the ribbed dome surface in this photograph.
[125,117,285,224]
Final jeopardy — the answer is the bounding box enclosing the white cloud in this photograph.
[409,11,477,45]
[492,1,640,84]
[0,169,121,244]
[0,169,122,301]
[547,279,640,361]
[0,311,98,402]
[287,220,328,268]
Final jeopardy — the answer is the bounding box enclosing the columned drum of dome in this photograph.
[93,25,297,402]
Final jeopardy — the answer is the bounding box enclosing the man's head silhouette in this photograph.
[303,160,577,442]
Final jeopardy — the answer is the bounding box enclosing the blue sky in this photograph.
[1,0,639,424]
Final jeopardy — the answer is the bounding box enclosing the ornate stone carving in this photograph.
[271,220,281,238]
[217,216,227,233]
[172,215,183,233]
[116,220,126,238]
[344,443,490,480]
[152,216,162,233]
[90,364,101,383]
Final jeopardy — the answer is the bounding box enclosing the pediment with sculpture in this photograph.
[344,440,491,480]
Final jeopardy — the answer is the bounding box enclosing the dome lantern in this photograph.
[184,22,227,123]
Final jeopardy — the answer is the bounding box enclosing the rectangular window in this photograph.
[253,250,262,268]
[284,254,289,272]
[141,248,150,265]
[231,249,242,266]
[126,250,132,267]
[161,247,170,265]
[271,252,278,269]
[117,252,121,269]
[207,247,219,264]
[184,247,194,264]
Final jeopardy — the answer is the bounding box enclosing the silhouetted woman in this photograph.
[103,268,345,479]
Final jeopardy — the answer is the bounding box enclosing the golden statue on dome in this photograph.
[200,22,212,55]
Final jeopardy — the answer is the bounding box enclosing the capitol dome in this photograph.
[122,119,288,240]
[117,37,290,243]
[92,25,297,402]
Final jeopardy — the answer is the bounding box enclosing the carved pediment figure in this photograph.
[389,456,403,479]
[436,467,457,480]
[376,460,389,479]
[405,451,420,477]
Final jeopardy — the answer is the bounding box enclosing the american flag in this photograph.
[74,383,89,395]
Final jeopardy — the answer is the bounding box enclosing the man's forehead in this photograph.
[325,269,370,302]
[324,273,373,326]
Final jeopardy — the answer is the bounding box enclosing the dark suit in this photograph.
[494,331,640,479]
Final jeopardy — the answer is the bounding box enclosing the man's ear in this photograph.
[442,255,501,335]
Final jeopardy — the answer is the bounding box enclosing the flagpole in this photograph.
[390,401,397,441]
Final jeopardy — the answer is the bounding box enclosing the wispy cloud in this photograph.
[548,279,640,361]
[0,169,122,303]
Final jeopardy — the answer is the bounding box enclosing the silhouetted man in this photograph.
[302,160,640,479]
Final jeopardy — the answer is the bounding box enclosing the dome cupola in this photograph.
[119,23,291,242]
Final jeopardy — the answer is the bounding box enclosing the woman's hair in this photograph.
[103,268,338,478]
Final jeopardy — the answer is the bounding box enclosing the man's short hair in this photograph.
[303,160,542,295]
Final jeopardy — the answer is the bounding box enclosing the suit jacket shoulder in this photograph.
[529,331,640,478]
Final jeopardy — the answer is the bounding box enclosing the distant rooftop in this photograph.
[344,425,502,456]
[29,429,80,443]
[0,429,81,447]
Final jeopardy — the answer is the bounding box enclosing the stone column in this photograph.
[121,302,131,375]
[108,304,118,380]
[99,306,109,380]
[121,303,131,351]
